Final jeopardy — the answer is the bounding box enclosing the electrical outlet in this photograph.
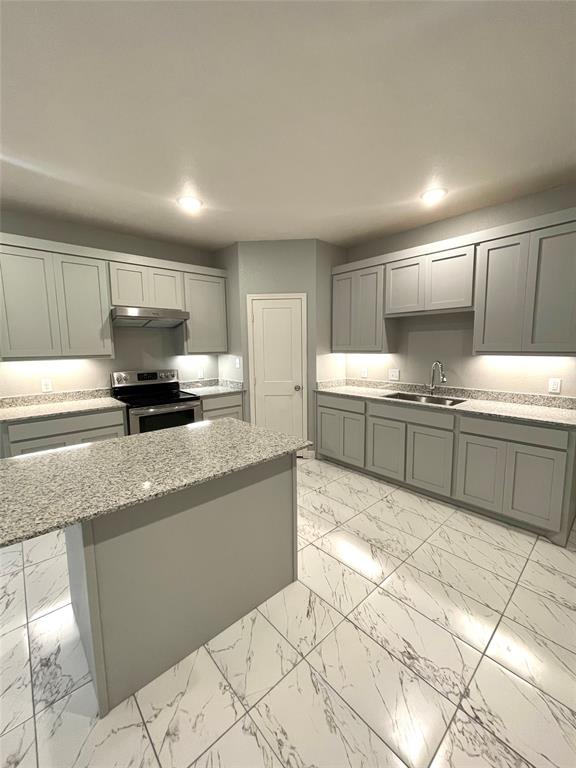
[235,357,241,369]
[198,368,204,380]
[548,377,562,394]
[388,368,400,381]
[360,368,368,379]
[41,378,53,393]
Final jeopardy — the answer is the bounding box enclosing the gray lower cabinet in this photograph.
[332,265,389,352]
[365,415,406,481]
[455,433,507,513]
[341,411,365,468]
[317,406,343,460]
[184,273,228,353]
[203,406,243,421]
[9,425,125,456]
[405,424,453,497]
[503,442,566,531]
[317,405,365,468]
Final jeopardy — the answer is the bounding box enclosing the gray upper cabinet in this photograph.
[425,247,474,311]
[184,273,228,353]
[332,265,389,352]
[473,234,529,352]
[0,246,62,358]
[522,222,576,353]
[405,424,453,497]
[109,262,150,307]
[149,267,184,310]
[385,256,426,314]
[54,254,113,357]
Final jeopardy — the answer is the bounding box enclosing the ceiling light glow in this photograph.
[421,188,447,205]
[177,196,203,213]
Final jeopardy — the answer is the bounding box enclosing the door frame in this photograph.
[246,293,308,440]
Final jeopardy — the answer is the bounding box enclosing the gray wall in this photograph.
[1,206,214,267]
[346,182,576,262]
[316,240,346,383]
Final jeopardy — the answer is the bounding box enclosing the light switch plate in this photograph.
[41,378,53,393]
[360,368,368,379]
[548,377,562,394]
[388,368,400,381]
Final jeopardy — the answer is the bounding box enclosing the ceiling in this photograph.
[1,1,575,251]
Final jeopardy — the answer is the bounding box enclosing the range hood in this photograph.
[111,306,190,328]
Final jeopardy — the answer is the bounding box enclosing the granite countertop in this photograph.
[0,397,126,424]
[186,386,245,398]
[317,386,576,429]
[0,418,309,548]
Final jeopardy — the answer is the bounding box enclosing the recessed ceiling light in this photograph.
[420,188,447,205]
[177,196,203,213]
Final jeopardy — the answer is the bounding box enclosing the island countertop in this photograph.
[0,418,309,548]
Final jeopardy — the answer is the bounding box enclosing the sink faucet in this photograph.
[429,360,447,395]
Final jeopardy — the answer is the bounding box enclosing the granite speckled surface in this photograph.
[0,398,126,424]
[0,418,309,548]
[185,385,245,398]
[0,388,111,407]
[316,386,576,428]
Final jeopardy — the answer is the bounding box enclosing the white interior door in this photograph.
[249,295,306,438]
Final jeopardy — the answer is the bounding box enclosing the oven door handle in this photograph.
[130,402,201,417]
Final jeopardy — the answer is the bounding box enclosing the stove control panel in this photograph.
[111,370,178,387]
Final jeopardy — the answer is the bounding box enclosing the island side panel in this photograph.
[83,453,296,713]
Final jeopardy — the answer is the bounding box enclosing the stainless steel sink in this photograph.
[382,392,466,407]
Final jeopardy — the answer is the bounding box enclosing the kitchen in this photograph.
[1,2,576,768]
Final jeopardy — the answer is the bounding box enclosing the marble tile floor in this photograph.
[2,458,576,768]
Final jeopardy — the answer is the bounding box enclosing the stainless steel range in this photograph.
[111,369,202,434]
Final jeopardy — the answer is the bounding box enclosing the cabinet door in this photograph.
[341,411,365,468]
[75,426,126,443]
[365,416,405,481]
[406,424,453,496]
[332,273,354,351]
[109,262,150,306]
[426,246,474,311]
[317,406,342,460]
[503,443,566,531]
[184,274,228,353]
[149,267,184,310]
[455,434,506,513]
[0,247,62,358]
[9,435,69,456]
[54,254,113,356]
[522,223,576,353]
[385,256,426,315]
[203,406,243,421]
[354,266,384,351]
[474,235,529,352]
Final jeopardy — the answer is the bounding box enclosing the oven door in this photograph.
[129,402,203,434]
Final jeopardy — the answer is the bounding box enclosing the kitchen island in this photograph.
[0,418,308,715]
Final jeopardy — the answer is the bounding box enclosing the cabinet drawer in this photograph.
[316,393,365,414]
[203,406,243,421]
[201,394,243,411]
[8,409,125,442]
[459,416,568,450]
[9,424,125,456]
[367,400,454,430]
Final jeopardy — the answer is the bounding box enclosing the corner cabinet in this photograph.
[184,273,228,353]
[332,265,393,352]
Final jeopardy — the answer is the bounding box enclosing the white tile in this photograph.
[344,509,424,559]
[136,645,244,768]
[506,586,576,654]
[252,660,406,768]
[407,543,516,611]
[447,511,536,556]
[258,581,342,656]
[367,497,442,539]
[298,459,347,482]
[36,683,157,768]
[487,618,576,711]
[24,554,70,622]
[387,488,455,524]
[0,568,26,636]
[316,528,402,583]
[519,559,576,610]
[350,588,481,704]
[297,506,336,545]
[531,538,576,578]
[297,468,327,492]
[382,563,500,651]
[462,656,576,768]
[0,626,32,736]
[297,536,309,551]
[0,719,37,768]
[336,471,397,500]
[298,488,359,526]
[28,603,91,713]
[192,714,282,767]
[308,620,455,768]
[23,531,66,567]
[320,479,380,512]
[206,610,300,708]
[0,545,22,578]
[430,709,534,768]
[298,545,374,615]
[428,526,526,581]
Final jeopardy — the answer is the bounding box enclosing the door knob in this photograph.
[294,385,302,391]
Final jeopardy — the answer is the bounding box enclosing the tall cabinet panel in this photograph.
[54,254,113,357]
[332,273,354,351]
[522,222,576,353]
[473,234,529,352]
[184,273,228,353]
[0,247,62,358]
